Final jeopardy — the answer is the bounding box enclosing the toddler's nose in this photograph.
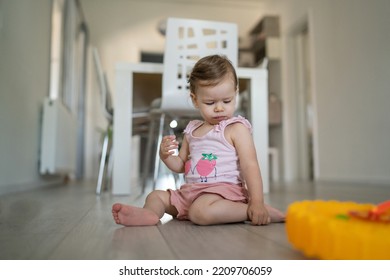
[214,103,223,112]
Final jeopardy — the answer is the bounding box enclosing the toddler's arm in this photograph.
[228,123,270,225]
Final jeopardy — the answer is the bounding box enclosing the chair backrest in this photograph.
[92,47,113,122]
[161,18,238,115]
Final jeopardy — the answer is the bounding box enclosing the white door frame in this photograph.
[283,10,319,181]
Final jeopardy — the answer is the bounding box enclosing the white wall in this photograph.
[280,0,390,184]
[0,0,57,193]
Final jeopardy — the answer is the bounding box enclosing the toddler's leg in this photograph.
[264,204,285,223]
[188,194,285,226]
[112,190,175,226]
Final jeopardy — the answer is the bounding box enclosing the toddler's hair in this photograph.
[188,54,238,94]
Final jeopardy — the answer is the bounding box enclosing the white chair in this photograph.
[142,18,238,192]
[93,47,149,194]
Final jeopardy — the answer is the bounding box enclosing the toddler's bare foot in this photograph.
[265,205,286,223]
[112,203,160,226]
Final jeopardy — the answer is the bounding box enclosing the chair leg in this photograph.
[96,132,109,195]
[168,123,180,189]
[152,113,165,190]
[106,140,114,191]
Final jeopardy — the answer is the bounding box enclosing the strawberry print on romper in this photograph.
[185,153,218,182]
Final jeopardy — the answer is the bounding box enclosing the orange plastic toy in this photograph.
[286,200,390,259]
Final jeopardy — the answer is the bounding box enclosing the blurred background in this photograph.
[0,0,389,195]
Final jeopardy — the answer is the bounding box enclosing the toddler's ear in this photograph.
[190,92,198,108]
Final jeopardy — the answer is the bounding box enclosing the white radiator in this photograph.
[40,97,77,175]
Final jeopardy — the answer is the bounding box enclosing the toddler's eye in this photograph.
[205,102,214,105]
[224,100,232,104]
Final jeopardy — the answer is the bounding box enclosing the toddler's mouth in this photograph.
[213,116,226,121]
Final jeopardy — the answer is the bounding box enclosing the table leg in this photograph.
[113,68,132,195]
[248,70,269,193]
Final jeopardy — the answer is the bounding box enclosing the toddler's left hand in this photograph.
[247,202,270,225]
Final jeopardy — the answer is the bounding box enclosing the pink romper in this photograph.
[168,115,252,220]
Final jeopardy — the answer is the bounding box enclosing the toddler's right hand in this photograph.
[159,135,179,159]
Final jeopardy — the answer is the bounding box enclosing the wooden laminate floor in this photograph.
[0,178,389,260]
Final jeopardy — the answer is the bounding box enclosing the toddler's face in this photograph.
[191,75,237,125]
